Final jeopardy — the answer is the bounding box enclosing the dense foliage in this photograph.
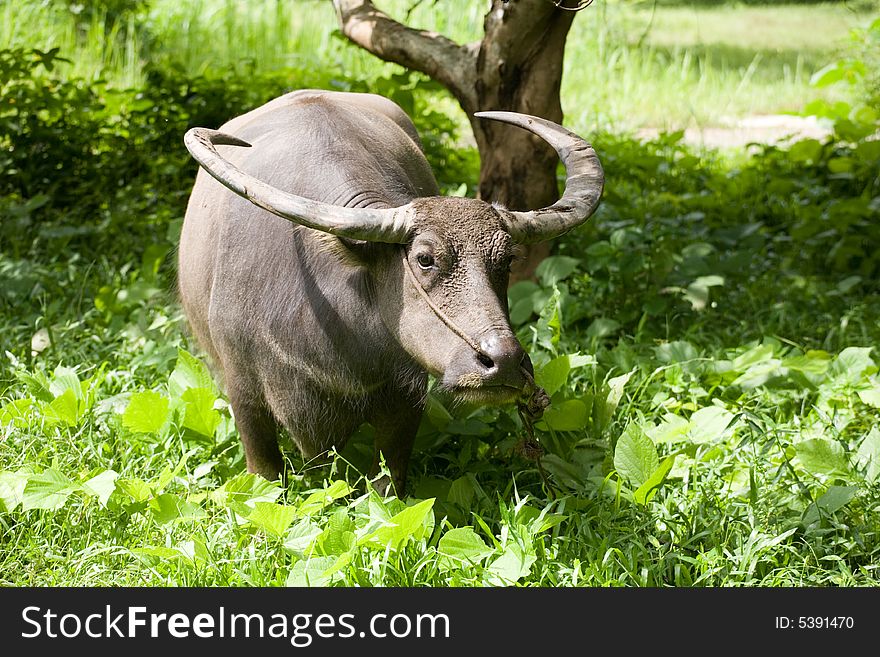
[1,6,879,587]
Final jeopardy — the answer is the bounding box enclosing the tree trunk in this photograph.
[468,1,575,280]
[331,0,580,280]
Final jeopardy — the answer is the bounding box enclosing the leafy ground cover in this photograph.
[1,1,875,130]
[1,3,879,586]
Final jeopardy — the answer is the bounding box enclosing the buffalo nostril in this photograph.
[476,334,529,387]
[477,352,495,369]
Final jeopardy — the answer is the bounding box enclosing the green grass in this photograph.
[560,2,877,131]
[1,2,879,588]
[3,95,880,587]
[1,1,876,131]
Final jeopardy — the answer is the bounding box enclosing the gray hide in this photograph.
[180,90,603,494]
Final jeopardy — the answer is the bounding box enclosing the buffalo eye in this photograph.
[416,253,435,270]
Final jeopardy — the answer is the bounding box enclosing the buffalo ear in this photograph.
[311,233,388,269]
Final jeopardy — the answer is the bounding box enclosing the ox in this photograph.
[181,90,603,494]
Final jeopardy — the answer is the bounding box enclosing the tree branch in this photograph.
[331,0,476,106]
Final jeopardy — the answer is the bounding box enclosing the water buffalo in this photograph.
[180,90,603,494]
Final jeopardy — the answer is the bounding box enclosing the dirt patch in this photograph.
[637,114,832,151]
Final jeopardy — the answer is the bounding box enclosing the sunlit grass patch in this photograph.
[2,0,876,129]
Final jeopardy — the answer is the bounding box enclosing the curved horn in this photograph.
[183,128,412,243]
[474,112,604,244]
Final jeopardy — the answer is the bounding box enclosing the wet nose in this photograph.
[475,334,530,389]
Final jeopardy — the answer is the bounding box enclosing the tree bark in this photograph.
[331,0,579,280]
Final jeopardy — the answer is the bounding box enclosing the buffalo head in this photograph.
[184,112,603,408]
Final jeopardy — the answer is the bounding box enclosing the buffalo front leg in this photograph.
[368,400,423,497]
[228,386,283,481]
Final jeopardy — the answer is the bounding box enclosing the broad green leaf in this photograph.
[168,349,218,397]
[509,297,535,325]
[362,498,435,550]
[810,62,845,88]
[688,406,735,444]
[647,413,690,444]
[122,390,170,434]
[536,352,595,397]
[568,354,597,369]
[181,387,221,438]
[507,280,540,306]
[828,157,855,174]
[149,493,184,524]
[211,473,282,515]
[817,485,858,513]
[732,358,783,390]
[318,527,356,558]
[589,369,635,434]
[508,282,551,325]
[424,394,453,429]
[536,255,580,288]
[116,478,154,504]
[541,399,588,431]
[784,351,831,379]
[683,275,724,311]
[314,509,357,556]
[539,454,589,490]
[788,139,823,164]
[15,370,53,402]
[829,347,876,385]
[82,469,119,507]
[247,502,297,538]
[606,370,635,413]
[803,486,859,526]
[517,504,567,534]
[487,542,536,584]
[810,60,866,87]
[856,427,880,483]
[49,366,83,400]
[853,104,879,126]
[856,380,880,408]
[531,512,567,534]
[0,398,33,428]
[367,494,393,524]
[633,455,676,505]
[655,341,699,364]
[447,476,475,507]
[415,476,451,501]
[0,470,30,512]
[732,343,776,372]
[438,527,492,562]
[287,556,338,587]
[43,388,80,427]
[586,317,620,340]
[22,468,79,510]
[170,499,208,522]
[133,546,185,560]
[192,461,217,480]
[446,417,492,436]
[535,287,563,352]
[614,423,659,488]
[855,139,880,163]
[795,438,848,476]
[131,541,203,566]
[283,519,323,556]
[536,355,571,397]
[297,480,353,517]
[174,538,209,565]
